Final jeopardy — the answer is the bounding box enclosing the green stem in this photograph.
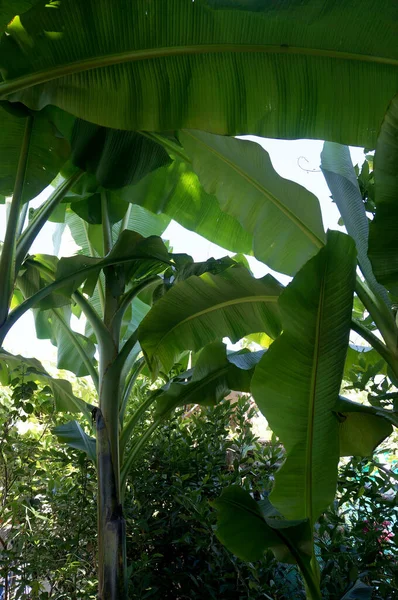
[120,387,159,457]
[355,276,398,354]
[119,357,145,424]
[101,190,113,255]
[351,319,394,367]
[0,115,33,327]
[121,418,161,487]
[16,170,83,272]
[111,276,160,334]
[109,331,139,380]
[16,200,29,239]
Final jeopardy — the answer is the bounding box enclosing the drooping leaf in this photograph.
[138,265,283,376]
[55,232,170,296]
[320,142,390,307]
[69,192,128,226]
[53,420,96,463]
[369,95,398,293]
[251,231,356,522]
[50,113,172,189]
[112,204,170,240]
[336,396,393,457]
[341,581,373,600]
[120,157,252,255]
[0,0,397,147]
[34,306,98,377]
[155,342,264,418]
[15,256,98,377]
[212,486,313,568]
[0,107,69,202]
[181,130,325,275]
[0,350,91,417]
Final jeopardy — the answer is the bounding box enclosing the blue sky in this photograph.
[0,137,365,363]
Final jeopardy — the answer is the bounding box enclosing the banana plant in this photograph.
[0,2,397,598]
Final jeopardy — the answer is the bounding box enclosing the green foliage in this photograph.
[1,1,397,146]
[252,231,357,524]
[181,130,325,275]
[0,380,97,600]
[318,452,398,600]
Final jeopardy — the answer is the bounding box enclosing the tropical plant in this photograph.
[0,1,397,599]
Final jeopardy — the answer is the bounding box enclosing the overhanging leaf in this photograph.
[0,350,91,418]
[0,107,70,202]
[53,420,96,463]
[0,0,397,147]
[181,130,325,275]
[320,142,390,307]
[138,265,283,376]
[251,231,357,523]
[54,114,171,189]
[369,94,398,293]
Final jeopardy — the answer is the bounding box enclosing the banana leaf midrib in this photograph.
[183,131,325,249]
[306,270,327,526]
[1,43,397,100]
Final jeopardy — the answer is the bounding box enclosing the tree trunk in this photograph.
[95,407,127,600]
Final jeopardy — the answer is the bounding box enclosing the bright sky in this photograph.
[0,137,365,364]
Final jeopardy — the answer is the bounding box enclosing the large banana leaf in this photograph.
[320,142,390,307]
[369,95,398,293]
[251,231,356,523]
[0,107,69,202]
[212,486,316,593]
[138,265,282,375]
[119,157,252,255]
[155,342,264,418]
[0,349,91,417]
[181,130,325,275]
[1,0,397,146]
